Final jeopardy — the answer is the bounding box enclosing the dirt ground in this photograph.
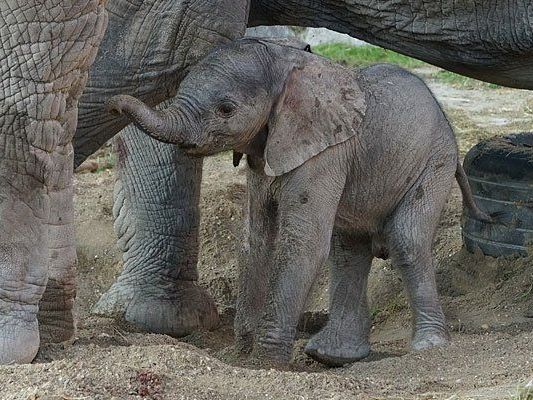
[2,68,533,400]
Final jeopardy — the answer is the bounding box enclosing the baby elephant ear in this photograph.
[264,60,366,176]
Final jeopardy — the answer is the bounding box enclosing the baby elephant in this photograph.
[107,37,489,366]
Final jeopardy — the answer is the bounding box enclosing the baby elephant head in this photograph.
[107,37,365,176]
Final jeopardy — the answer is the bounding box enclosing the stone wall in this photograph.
[246,26,367,46]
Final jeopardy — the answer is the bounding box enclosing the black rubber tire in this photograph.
[462,132,533,257]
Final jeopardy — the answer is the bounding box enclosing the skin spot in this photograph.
[341,88,356,101]
[415,186,425,200]
[299,192,309,204]
[315,97,321,108]
[335,125,343,134]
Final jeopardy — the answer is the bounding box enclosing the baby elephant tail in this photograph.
[455,160,493,223]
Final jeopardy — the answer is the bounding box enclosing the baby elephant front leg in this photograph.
[234,167,277,354]
[255,174,343,363]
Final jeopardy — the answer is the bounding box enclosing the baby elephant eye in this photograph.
[217,102,236,118]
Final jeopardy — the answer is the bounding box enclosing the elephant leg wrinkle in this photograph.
[91,126,219,337]
[0,0,107,364]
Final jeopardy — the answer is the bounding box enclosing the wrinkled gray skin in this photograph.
[74,0,250,339]
[250,0,533,89]
[0,0,108,364]
[0,0,250,365]
[107,38,491,366]
[3,0,533,365]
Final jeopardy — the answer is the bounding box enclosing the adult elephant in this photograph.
[74,0,250,339]
[1,0,532,365]
[0,0,250,365]
[249,0,533,89]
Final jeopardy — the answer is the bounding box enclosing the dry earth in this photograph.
[1,69,533,400]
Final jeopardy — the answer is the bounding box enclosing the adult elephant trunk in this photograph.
[106,95,195,147]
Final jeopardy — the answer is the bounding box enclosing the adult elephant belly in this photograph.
[73,0,250,337]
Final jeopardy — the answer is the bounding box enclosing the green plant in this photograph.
[313,43,427,68]
[314,43,500,90]
[432,70,500,89]
[515,383,533,400]
[96,152,117,173]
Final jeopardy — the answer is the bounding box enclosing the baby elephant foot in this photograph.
[256,327,296,364]
[304,329,370,367]
[92,279,219,337]
[411,328,450,351]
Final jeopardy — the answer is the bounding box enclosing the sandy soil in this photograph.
[1,72,533,400]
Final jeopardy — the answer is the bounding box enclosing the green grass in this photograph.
[313,42,427,69]
[314,43,500,89]
[515,384,533,400]
[95,152,116,173]
[434,70,500,89]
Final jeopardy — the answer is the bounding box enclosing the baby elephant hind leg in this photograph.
[385,159,455,351]
[305,232,373,366]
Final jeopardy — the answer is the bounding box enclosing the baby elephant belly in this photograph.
[332,211,389,259]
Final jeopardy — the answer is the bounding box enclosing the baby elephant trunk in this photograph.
[106,95,194,147]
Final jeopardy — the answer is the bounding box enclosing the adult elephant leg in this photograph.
[92,124,219,336]
[0,0,107,364]
[73,0,250,338]
[0,178,48,364]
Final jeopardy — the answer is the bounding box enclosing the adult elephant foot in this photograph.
[0,219,48,365]
[0,318,40,365]
[304,328,370,367]
[90,125,219,337]
[0,241,44,365]
[92,279,219,336]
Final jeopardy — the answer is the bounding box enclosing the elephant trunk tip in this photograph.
[106,94,139,117]
[104,94,188,147]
